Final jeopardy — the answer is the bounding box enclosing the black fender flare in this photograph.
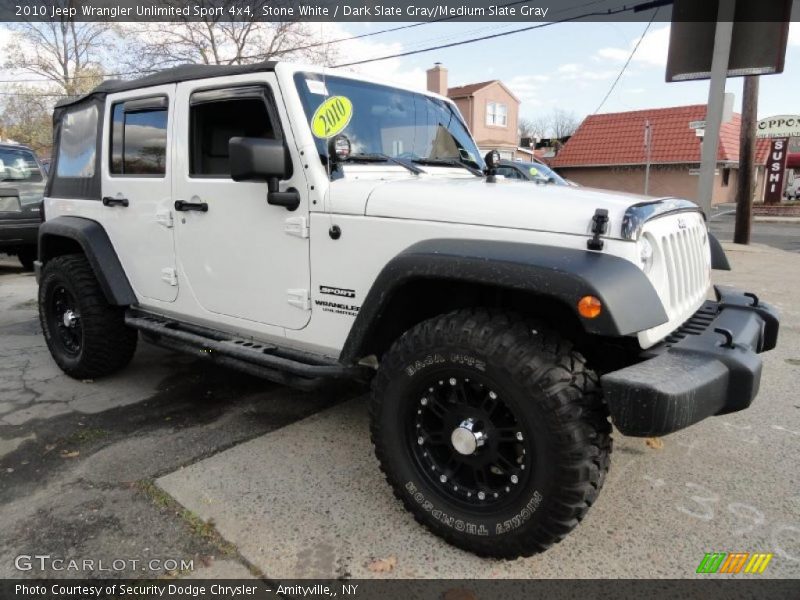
[38,216,136,306]
[708,232,731,271]
[340,239,669,363]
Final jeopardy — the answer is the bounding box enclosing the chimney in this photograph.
[426,63,448,96]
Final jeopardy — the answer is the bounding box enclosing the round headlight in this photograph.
[638,237,654,273]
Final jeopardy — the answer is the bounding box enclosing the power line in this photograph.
[0,0,650,99]
[334,2,643,68]
[0,0,543,86]
[593,6,659,114]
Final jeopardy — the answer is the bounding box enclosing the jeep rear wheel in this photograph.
[370,309,612,558]
[39,254,137,379]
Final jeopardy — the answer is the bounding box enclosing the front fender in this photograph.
[340,239,669,363]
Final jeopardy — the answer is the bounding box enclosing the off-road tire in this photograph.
[39,253,137,379]
[370,309,612,558]
[17,247,35,271]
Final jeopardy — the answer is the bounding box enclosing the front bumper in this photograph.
[601,286,779,437]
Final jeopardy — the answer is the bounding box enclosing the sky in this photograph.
[331,20,800,123]
[1,19,799,128]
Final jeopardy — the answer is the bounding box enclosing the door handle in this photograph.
[102,196,129,207]
[174,200,208,212]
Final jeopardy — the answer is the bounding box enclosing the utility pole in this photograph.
[696,0,736,215]
[734,75,759,244]
[644,119,653,195]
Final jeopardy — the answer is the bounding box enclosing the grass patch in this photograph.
[135,479,236,556]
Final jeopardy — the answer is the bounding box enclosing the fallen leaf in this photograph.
[645,437,664,450]
[81,379,94,384]
[44,444,56,453]
[60,450,80,458]
[367,555,397,573]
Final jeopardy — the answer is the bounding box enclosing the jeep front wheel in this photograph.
[39,254,138,379]
[370,309,612,558]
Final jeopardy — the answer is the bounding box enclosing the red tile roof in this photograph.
[552,105,771,168]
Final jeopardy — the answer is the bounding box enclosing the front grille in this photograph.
[659,223,708,314]
[663,300,719,346]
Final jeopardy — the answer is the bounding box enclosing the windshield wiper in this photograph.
[411,157,484,177]
[344,153,425,175]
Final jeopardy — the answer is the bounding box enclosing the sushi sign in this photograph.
[757,116,798,204]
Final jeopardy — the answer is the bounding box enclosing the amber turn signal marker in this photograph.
[577,296,602,319]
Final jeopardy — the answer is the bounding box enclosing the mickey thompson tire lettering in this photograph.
[369,309,612,558]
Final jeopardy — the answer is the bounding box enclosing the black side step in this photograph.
[125,312,370,390]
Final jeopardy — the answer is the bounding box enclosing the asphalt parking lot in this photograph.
[1,243,799,580]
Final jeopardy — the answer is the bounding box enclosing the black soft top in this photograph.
[56,61,278,108]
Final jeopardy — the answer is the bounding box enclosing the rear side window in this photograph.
[189,87,277,177]
[57,105,98,178]
[110,98,168,176]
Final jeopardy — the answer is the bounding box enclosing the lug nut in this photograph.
[417,437,424,445]
[516,432,523,441]
[440,474,447,483]
[477,491,486,500]
[489,391,497,400]
[420,397,428,406]
[510,474,519,484]
[449,377,457,386]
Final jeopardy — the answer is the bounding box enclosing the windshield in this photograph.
[0,147,43,183]
[294,72,484,171]
[516,161,568,186]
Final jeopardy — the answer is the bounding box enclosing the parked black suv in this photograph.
[0,143,45,270]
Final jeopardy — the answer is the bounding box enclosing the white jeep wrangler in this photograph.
[36,62,779,558]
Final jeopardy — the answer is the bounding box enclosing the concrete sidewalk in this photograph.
[157,243,800,579]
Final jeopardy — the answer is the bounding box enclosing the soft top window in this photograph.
[56,105,99,178]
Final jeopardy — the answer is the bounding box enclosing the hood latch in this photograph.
[587,209,609,251]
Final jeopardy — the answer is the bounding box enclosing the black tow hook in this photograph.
[714,327,736,349]
[744,292,760,307]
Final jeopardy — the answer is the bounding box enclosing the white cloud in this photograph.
[506,74,550,106]
[595,24,671,68]
[555,63,619,82]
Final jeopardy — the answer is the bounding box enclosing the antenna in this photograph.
[321,22,335,234]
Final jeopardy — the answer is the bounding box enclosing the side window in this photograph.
[497,166,522,180]
[110,98,168,176]
[189,89,277,178]
[57,104,98,178]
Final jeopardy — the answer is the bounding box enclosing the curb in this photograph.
[753,216,800,224]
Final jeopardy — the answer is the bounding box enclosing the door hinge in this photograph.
[284,216,309,239]
[287,288,310,310]
[161,267,178,286]
[155,210,174,229]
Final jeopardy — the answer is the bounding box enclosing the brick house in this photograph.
[426,64,520,159]
[551,105,770,204]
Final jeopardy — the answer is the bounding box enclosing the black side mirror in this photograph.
[484,149,501,181]
[229,137,299,211]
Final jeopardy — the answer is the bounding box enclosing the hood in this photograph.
[362,175,656,239]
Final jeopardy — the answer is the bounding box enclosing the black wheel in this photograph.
[17,247,35,271]
[39,254,137,379]
[370,309,612,558]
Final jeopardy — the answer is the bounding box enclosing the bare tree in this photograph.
[518,116,550,141]
[4,3,116,96]
[550,108,580,139]
[0,85,56,154]
[121,1,338,70]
